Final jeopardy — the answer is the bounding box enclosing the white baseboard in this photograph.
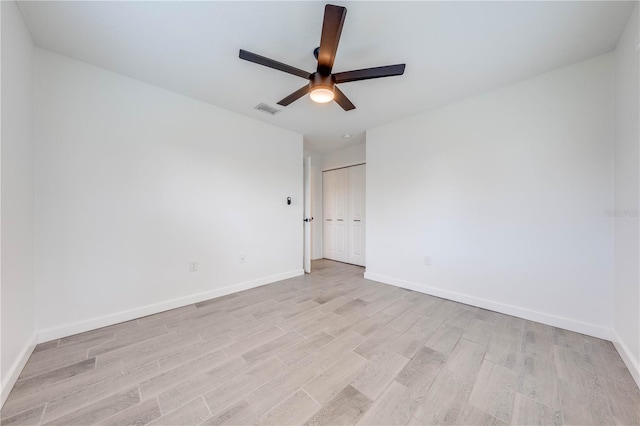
[612,329,640,390]
[364,272,611,340]
[1,333,37,408]
[38,269,304,343]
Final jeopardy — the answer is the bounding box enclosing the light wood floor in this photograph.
[2,260,639,426]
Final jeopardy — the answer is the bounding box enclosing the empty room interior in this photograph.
[1,1,640,425]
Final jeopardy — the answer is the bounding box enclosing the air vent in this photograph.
[254,103,281,115]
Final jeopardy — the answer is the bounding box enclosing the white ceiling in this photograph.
[18,1,634,153]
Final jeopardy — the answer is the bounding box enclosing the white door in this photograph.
[334,168,350,263]
[349,165,366,266]
[303,157,312,273]
[323,170,336,260]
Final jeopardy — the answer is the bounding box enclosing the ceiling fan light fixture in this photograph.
[309,86,335,103]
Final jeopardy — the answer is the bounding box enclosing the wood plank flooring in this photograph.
[2,260,639,425]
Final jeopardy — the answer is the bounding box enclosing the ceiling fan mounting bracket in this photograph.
[313,47,320,60]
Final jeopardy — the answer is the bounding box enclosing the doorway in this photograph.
[323,164,366,266]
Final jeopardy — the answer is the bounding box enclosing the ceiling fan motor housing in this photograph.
[310,73,334,92]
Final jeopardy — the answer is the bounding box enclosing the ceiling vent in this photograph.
[254,103,281,115]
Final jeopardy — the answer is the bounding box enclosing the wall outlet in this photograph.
[189,261,198,272]
[424,256,431,266]
[239,255,246,264]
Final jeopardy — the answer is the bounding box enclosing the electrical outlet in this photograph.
[239,255,246,264]
[424,256,431,266]
[189,261,198,272]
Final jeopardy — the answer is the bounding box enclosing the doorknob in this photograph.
[303,217,314,223]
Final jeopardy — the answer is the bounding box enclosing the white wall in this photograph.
[613,4,640,387]
[322,142,366,171]
[366,54,615,339]
[34,49,303,341]
[0,0,36,405]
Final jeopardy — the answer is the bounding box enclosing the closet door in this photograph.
[334,168,350,263]
[348,165,366,266]
[323,170,336,260]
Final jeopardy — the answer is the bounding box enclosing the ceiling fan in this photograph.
[239,4,406,111]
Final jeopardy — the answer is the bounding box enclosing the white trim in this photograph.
[322,162,365,172]
[1,333,37,408]
[612,329,640,390]
[37,269,304,343]
[364,272,611,340]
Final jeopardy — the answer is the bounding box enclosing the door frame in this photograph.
[303,156,312,273]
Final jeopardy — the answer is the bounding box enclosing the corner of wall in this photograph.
[0,0,37,409]
[612,2,640,391]
[0,333,37,408]
[612,329,640,389]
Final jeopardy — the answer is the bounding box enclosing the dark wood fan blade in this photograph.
[333,64,406,84]
[317,5,346,75]
[277,85,311,106]
[333,86,355,111]
[239,49,312,80]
